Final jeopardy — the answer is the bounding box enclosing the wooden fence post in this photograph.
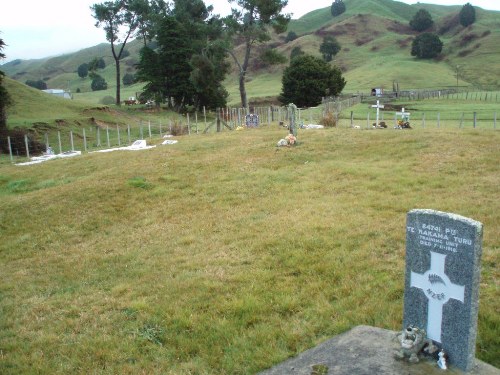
[473,112,477,128]
[83,128,87,152]
[7,136,13,162]
[24,134,30,159]
[70,131,74,151]
[58,131,62,154]
[117,125,121,146]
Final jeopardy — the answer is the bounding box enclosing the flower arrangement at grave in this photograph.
[276,133,297,147]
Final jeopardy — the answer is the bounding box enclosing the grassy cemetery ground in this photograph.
[0,125,498,374]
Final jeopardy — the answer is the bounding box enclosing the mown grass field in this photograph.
[0,125,498,374]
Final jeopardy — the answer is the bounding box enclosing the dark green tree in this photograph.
[190,44,229,110]
[91,75,108,91]
[320,35,341,62]
[91,0,141,105]
[411,33,443,59]
[279,54,346,107]
[290,46,304,61]
[409,9,434,32]
[459,3,475,27]
[77,63,89,78]
[225,0,290,108]
[135,46,164,104]
[0,36,12,135]
[285,31,297,42]
[25,80,48,90]
[122,73,136,85]
[136,0,229,111]
[331,0,346,17]
[260,49,287,65]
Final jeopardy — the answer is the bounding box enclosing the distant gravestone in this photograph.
[404,209,483,372]
[245,114,259,127]
[288,103,298,137]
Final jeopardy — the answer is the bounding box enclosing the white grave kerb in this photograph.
[371,100,384,127]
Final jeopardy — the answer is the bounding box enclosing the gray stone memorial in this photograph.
[404,209,483,372]
[245,114,259,127]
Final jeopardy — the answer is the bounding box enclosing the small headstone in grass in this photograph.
[404,209,483,372]
[245,114,259,127]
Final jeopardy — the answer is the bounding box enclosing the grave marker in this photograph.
[245,114,259,128]
[371,100,384,128]
[404,209,483,372]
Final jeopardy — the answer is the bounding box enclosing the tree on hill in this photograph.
[0,36,12,135]
[77,63,89,79]
[411,33,443,59]
[459,3,475,27]
[410,9,434,32]
[135,0,229,111]
[331,0,346,17]
[91,75,108,91]
[279,54,346,107]
[25,80,47,90]
[285,31,297,42]
[224,0,290,109]
[290,46,304,61]
[91,0,141,105]
[320,35,341,62]
[122,72,136,86]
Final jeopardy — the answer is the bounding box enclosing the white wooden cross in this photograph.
[396,108,411,121]
[410,251,465,343]
[371,100,384,127]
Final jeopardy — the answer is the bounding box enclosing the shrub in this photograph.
[320,36,341,62]
[285,31,297,42]
[122,73,136,86]
[331,0,346,17]
[459,3,475,27]
[411,33,443,59]
[319,111,337,127]
[279,55,346,107]
[410,9,434,32]
[100,96,116,105]
[91,75,108,91]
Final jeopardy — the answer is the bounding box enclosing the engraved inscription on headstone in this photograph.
[403,209,483,372]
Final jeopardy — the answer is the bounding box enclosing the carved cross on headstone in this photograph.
[410,251,465,343]
[371,100,384,127]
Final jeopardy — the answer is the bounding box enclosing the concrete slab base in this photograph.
[258,326,499,375]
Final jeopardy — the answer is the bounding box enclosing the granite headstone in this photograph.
[245,114,259,127]
[404,209,483,372]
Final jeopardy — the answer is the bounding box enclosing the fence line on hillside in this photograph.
[1,102,498,164]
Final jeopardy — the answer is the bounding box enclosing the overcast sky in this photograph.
[1,0,499,63]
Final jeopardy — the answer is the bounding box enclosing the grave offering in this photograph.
[245,114,259,127]
[404,209,483,372]
[395,107,412,129]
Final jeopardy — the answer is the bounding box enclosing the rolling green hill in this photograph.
[2,0,500,106]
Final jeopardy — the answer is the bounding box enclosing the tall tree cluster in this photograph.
[135,0,229,111]
[459,3,476,27]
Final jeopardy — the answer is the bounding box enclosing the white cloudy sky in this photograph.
[1,0,499,63]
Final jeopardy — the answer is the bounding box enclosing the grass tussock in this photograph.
[0,127,498,374]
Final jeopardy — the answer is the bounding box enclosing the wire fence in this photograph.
[1,95,498,164]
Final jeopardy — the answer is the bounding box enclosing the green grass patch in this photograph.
[0,126,498,373]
